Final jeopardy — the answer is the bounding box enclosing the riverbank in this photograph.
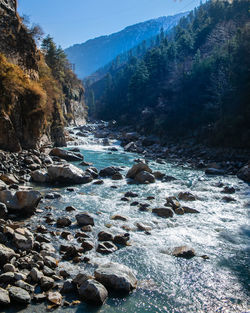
[0,121,249,312]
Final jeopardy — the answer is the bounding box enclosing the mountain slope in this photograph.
[65,13,187,79]
[89,0,250,148]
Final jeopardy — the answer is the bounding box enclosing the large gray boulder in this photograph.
[13,228,34,250]
[76,213,94,226]
[126,162,152,179]
[79,279,108,305]
[48,164,93,185]
[8,286,31,304]
[134,171,155,184]
[0,190,42,214]
[0,244,16,266]
[237,163,250,183]
[94,262,137,293]
[50,148,83,161]
[0,287,10,305]
[31,169,49,183]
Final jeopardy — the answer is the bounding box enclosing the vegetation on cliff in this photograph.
[88,0,250,148]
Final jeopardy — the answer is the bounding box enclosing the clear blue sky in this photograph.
[18,0,201,48]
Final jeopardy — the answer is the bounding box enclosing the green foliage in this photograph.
[88,0,250,147]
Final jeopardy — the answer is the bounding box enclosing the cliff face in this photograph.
[0,2,86,152]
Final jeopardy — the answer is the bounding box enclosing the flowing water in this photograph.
[5,124,250,313]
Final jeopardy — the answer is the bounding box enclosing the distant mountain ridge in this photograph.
[65,12,188,78]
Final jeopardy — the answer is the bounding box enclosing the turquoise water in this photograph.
[3,126,250,313]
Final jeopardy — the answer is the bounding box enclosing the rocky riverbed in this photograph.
[0,121,249,312]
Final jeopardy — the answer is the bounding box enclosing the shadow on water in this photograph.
[218,199,250,294]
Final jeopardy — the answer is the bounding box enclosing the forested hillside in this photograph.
[88,0,250,148]
[65,13,187,79]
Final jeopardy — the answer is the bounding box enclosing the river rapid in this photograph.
[6,123,250,313]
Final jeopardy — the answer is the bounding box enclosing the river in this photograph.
[5,123,249,313]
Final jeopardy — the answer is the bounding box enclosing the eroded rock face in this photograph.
[94,262,137,293]
[0,190,42,214]
[79,279,108,305]
[48,164,93,185]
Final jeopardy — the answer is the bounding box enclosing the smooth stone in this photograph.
[8,286,31,304]
[98,231,114,242]
[56,217,71,228]
[0,287,10,305]
[97,241,118,254]
[152,208,174,218]
[50,148,83,161]
[76,213,94,226]
[126,162,152,179]
[79,279,108,305]
[40,276,54,291]
[94,262,137,292]
[178,192,196,201]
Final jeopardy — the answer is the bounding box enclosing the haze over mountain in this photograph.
[65,12,188,79]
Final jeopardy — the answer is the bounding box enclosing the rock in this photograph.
[153,171,165,180]
[65,206,76,212]
[8,286,31,304]
[0,287,10,305]
[50,148,83,161]
[48,164,93,185]
[126,162,152,179]
[47,291,62,306]
[81,225,93,232]
[114,233,129,245]
[121,197,129,202]
[0,190,42,214]
[73,273,89,287]
[0,174,19,185]
[125,191,138,198]
[112,172,123,180]
[44,256,57,269]
[40,276,54,291]
[175,207,185,215]
[136,222,152,232]
[124,142,138,153]
[172,246,196,259]
[0,180,7,191]
[97,241,118,254]
[76,213,94,226]
[237,164,250,183]
[81,241,94,251]
[178,192,196,201]
[0,272,15,284]
[0,202,8,218]
[134,171,155,184]
[79,279,108,305]
[99,167,118,177]
[61,280,75,294]
[111,215,128,221]
[94,262,137,292]
[56,217,71,228]
[30,169,49,183]
[30,268,43,283]
[33,293,46,302]
[205,168,225,175]
[222,196,236,202]
[0,244,16,266]
[93,180,104,185]
[3,264,15,273]
[98,231,114,242]
[152,208,174,218]
[45,192,61,199]
[13,228,34,250]
[183,207,200,214]
[15,280,34,293]
[222,186,235,194]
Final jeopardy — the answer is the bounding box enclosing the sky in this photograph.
[18,0,202,49]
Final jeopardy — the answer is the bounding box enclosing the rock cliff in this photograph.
[0,1,86,152]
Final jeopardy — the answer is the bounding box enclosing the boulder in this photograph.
[0,272,15,284]
[97,241,118,254]
[48,164,93,185]
[79,279,108,305]
[134,171,155,184]
[8,286,31,304]
[152,208,174,218]
[40,276,54,291]
[178,192,196,201]
[99,167,118,177]
[98,231,114,242]
[0,244,16,266]
[0,174,19,185]
[124,142,139,153]
[76,213,94,227]
[237,164,250,183]
[31,169,49,183]
[94,262,137,292]
[13,228,34,250]
[126,162,152,179]
[47,291,62,306]
[0,180,7,191]
[0,287,10,305]
[0,190,42,214]
[50,148,83,161]
[56,217,71,228]
[183,207,200,214]
[172,246,196,259]
[0,202,8,218]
